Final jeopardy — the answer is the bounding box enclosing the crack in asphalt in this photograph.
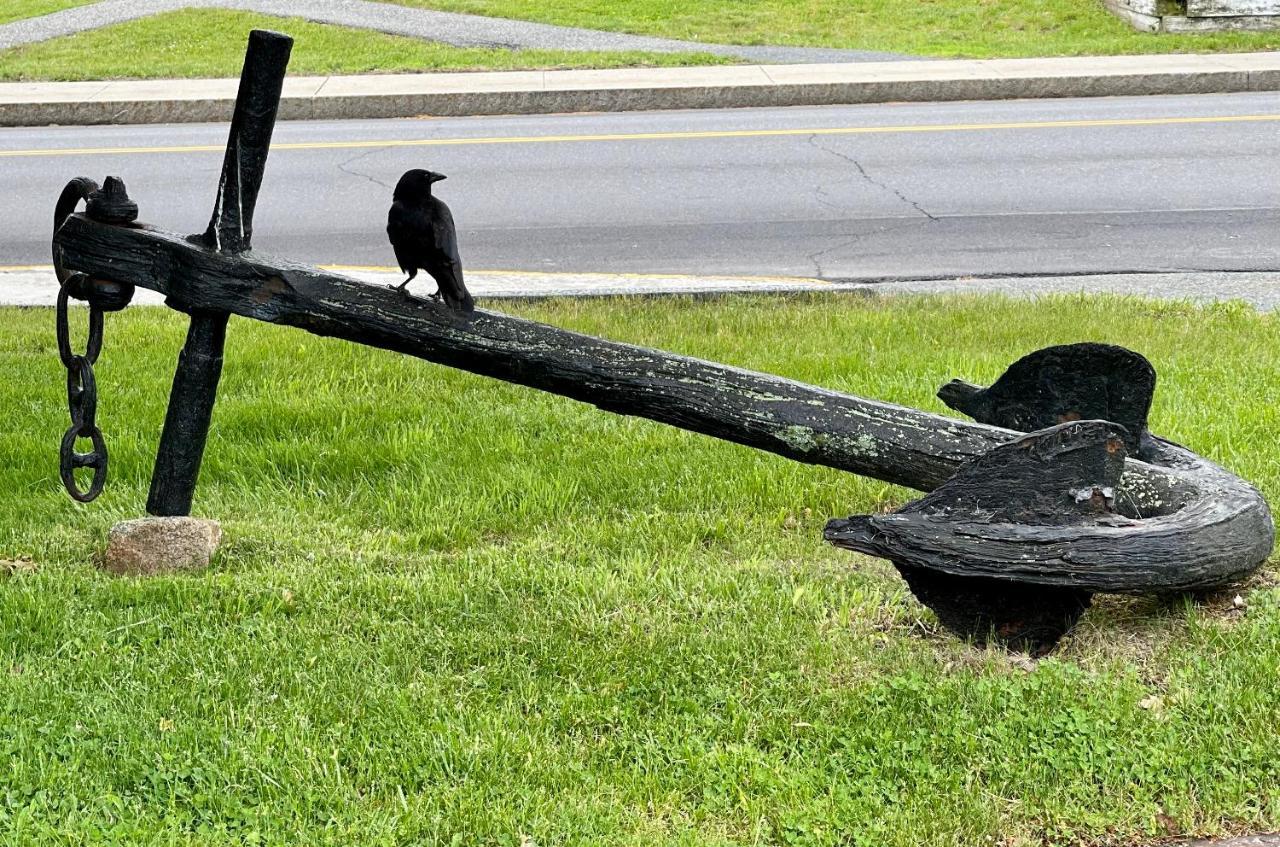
[811,184,848,215]
[807,134,938,222]
[803,133,940,278]
[804,218,934,279]
[337,149,394,191]
[806,236,857,279]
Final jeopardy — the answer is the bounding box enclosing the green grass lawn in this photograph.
[388,0,1280,57]
[2,293,1278,845]
[0,0,92,27]
[3,1,1279,81]
[0,9,727,82]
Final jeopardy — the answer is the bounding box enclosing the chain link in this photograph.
[53,180,109,503]
[66,355,98,431]
[55,277,108,502]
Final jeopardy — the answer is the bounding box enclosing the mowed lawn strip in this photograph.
[2,294,1278,845]
[0,9,729,82]
[389,0,1280,57]
[0,0,92,27]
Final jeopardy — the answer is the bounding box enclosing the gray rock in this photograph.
[103,516,222,576]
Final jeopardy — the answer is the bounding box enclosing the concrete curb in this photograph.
[3,52,1279,126]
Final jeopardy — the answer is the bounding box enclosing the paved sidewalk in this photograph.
[4,267,1277,309]
[4,51,1279,126]
[0,0,910,63]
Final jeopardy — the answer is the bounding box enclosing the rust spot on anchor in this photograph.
[251,274,290,305]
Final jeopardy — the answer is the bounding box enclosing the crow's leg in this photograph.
[391,270,417,292]
[429,290,443,302]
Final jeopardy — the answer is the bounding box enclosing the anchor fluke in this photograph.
[826,418,1131,555]
[825,420,1129,652]
[937,342,1156,455]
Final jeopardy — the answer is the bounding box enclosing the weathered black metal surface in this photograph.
[85,176,139,227]
[48,32,1272,654]
[937,343,1156,456]
[896,566,1092,655]
[926,345,1270,593]
[55,281,107,502]
[146,29,293,516]
[827,419,1130,555]
[53,177,101,285]
[826,344,1271,648]
[146,313,229,517]
[200,29,292,255]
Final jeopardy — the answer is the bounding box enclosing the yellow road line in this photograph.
[4,113,1279,158]
[0,263,825,284]
[326,264,823,283]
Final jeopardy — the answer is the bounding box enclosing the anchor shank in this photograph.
[54,217,1196,498]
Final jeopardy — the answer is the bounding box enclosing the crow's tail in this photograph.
[446,287,475,313]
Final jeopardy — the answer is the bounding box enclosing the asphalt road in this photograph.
[5,92,1279,279]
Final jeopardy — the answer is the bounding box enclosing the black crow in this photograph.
[386,168,474,312]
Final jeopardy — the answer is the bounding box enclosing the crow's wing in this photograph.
[429,198,462,267]
[427,199,473,312]
[386,200,424,275]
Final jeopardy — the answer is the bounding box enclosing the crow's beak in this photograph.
[430,173,448,183]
